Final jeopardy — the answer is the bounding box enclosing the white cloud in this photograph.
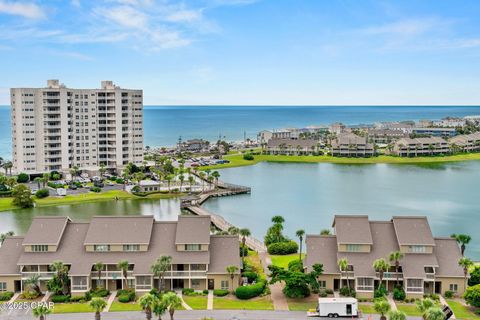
[96,5,148,29]
[71,0,81,7]
[360,18,444,37]
[0,1,45,19]
[166,9,203,23]
[47,50,94,61]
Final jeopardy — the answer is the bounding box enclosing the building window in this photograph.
[31,245,48,252]
[94,245,110,252]
[191,264,206,271]
[346,244,362,252]
[408,245,427,253]
[191,279,201,289]
[0,282,6,292]
[318,280,327,289]
[72,276,88,291]
[123,244,140,252]
[356,278,374,291]
[449,284,458,292]
[220,280,229,290]
[136,276,152,290]
[406,279,423,292]
[184,244,201,251]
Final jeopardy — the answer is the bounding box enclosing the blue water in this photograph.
[1,105,480,159]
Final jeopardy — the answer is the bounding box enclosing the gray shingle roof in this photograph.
[175,215,211,244]
[22,216,70,246]
[392,216,435,246]
[84,216,154,245]
[333,215,373,245]
[267,138,318,148]
[207,236,241,274]
[402,253,438,279]
[0,237,24,275]
[305,235,339,274]
[434,237,464,278]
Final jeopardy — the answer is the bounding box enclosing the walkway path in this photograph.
[386,294,398,311]
[259,252,289,311]
[40,291,52,303]
[7,293,19,304]
[207,290,214,310]
[105,291,117,312]
[439,295,455,319]
[177,292,192,311]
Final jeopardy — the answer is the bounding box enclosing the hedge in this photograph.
[35,188,50,199]
[213,289,229,297]
[118,294,131,303]
[267,241,298,255]
[51,295,70,303]
[241,271,259,283]
[117,289,136,302]
[0,291,14,301]
[90,288,109,298]
[235,280,266,299]
[90,186,102,193]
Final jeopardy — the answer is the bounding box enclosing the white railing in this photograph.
[71,285,88,291]
[406,287,423,293]
[425,273,435,280]
[164,271,207,278]
[340,272,355,278]
[91,271,134,279]
[379,272,403,279]
[22,271,55,279]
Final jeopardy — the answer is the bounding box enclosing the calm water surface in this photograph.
[1,162,479,259]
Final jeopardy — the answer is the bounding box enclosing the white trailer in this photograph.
[316,297,358,318]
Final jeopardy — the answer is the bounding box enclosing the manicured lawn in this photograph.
[52,303,92,314]
[270,254,304,269]
[213,296,274,310]
[109,301,142,312]
[397,304,423,316]
[287,298,317,311]
[358,303,378,314]
[0,197,18,211]
[200,153,480,170]
[183,295,208,310]
[245,250,266,279]
[447,300,480,320]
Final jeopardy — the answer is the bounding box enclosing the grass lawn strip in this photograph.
[286,297,317,311]
[447,299,480,320]
[396,303,423,316]
[52,303,92,314]
[245,250,266,279]
[270,254,304,269]
[358,303,378,314]
[213,296,273,310]
[109,301,143,312]
[182,295,208,310]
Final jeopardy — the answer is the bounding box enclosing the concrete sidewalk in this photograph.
[259,252,289,311]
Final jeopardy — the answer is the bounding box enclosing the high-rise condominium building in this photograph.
[11,80,143,174]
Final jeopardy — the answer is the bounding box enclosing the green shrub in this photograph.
[393,286,406,301]
[287,259,303,272]
[202,289,209,295]
[117,289,136,302]
[35,188,49,198]
[464,284,480,307]
[339,286,356,297]
[444,290,455,299]
[319,290,328,297]
[235,280,266,299]
[84,291,92,301]
[90,287,109,298]
[0,291,14,301]
[423,293,439,301]
[325,288,334,294]
[118,294,131,303]
[267,241,298,255]
[213,289,229,297]
[90,186,101,193]
[51,295,70,303]
[182,288,195,296]
[69,296,85,303]
[22,290,39,299]
[149,288,160,297]
[115,178,124,184]
[374,284,388,299]
[242,271,259,283]
[243,154,255,161]
[17,173,29,183]
[47,182,64,189]
[239,245,248,257]
[469,266,480,286]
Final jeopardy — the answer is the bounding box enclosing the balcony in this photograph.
[91,271,134,279]
[378,272,403,279]
[164,271,207,278]
[340,271,354,279]
[22,271,55,279]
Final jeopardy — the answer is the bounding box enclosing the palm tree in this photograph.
[338,258,350,289]
[389,251,404,285]
[0,231,14,245]
[178,174,185,192]
[32,305,52,320]
[226,265,239,292]
[153,298,167,320]
[228,226,240,235]
[89,297,107,320]
[151,256,172,292]
[320,229,331,235]
[271,215,285,225]
[117,260,130,289]
[42,173,49,188]
[198,172,206,192]
[211,171,220,188]
[70,166,79,178]
[373,258,390,290]
[25,274,41,295]
[451,234,471,256]
[207,175,214,189]
[296,229,305,261]
[374,299,391,320]
[458,256,473,290]
[415,298,435,318]
[139,293,158,320]
[94,262,104,286]
[165,174,173,191]
[33,177,43,189]
[50,260,68,294]
[188,175,195,190]
[423,306,446,320]
[239,228,251,266]
[388,310,407,320]
[162,292,182,320]
[99,165,106,179]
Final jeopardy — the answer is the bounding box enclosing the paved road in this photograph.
[0,310,423,320]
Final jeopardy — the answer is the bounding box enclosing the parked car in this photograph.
[94,181,104,188]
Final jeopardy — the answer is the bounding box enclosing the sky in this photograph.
[1,0,480,105]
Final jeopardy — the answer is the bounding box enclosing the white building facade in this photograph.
[11,80,143,174]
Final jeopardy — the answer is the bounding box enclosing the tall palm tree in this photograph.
[458,257,473,290]
[228,226,239,235]
[138,293,159,320]
[50,260,68,294]
[117,260,130,289]
[151,256,172,292]
[373,258,390,290]
[271,215,285,225]
[198,172,206,192]
[89,297,107,320]
[162,292,182,320]
[32,305,52,320]
[165,174,173,191]
[338,258,350,289]
[226,265,238,292]
[451,234,471,256]
[0,231,14,245]
[94,262,104,287]
[42,173,49,188]
[423,306,446,320]
[153,298,167,320]
[320,229,331,235]
[33,177,43,189]
[211,171,220,188]
[239,228,251,266]
[296,229,305,261]
[389,251,404,285]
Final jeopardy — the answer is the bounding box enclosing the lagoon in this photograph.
[1,161,480,259]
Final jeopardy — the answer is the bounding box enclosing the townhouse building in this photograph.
[449,132,480,152]
[305,215,466,299]
[392,137,449,157]
[331,133,375,157]
[0,215,240,295]
[266,138,319,155]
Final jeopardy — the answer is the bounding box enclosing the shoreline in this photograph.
[201,152,480,170]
